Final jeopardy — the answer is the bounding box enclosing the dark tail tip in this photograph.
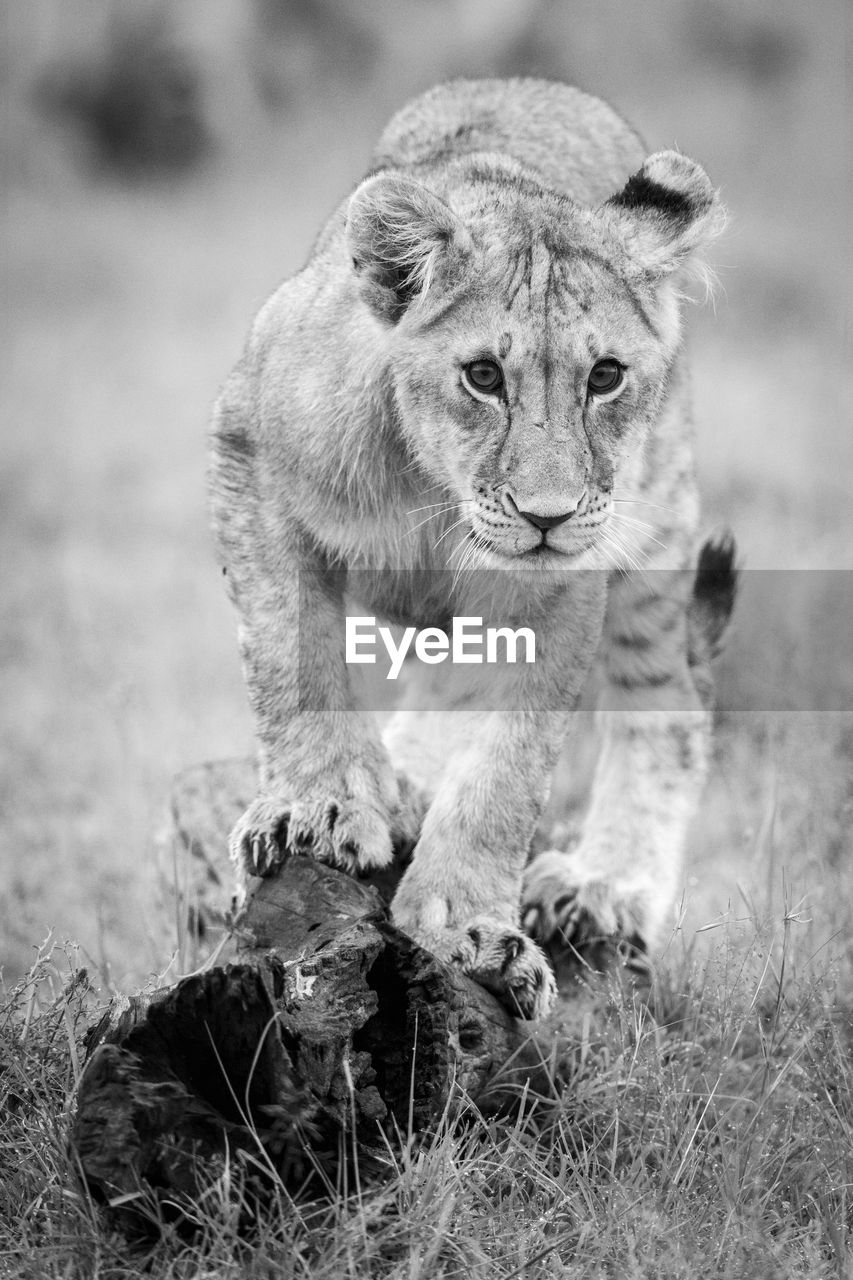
[690,532,739,660]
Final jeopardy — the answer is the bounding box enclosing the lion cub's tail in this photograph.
[687,533,738,709]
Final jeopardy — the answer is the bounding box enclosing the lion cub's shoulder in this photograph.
[373,77,645,205]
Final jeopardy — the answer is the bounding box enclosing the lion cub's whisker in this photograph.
[595,538,622,576]
[599,533,633,578]
[433,514,472,550]
[601,524,646,575]
[613,492,681,517]
[609,509,659,534]
[404,501,461,517]
[609,511,668,552]
[448,529,485,589]
[404,505,463,538]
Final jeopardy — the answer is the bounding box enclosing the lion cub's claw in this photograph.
[449,918,556,1021]
[230,797,289,884]
[230,793,394,895]
[522,849,650,970]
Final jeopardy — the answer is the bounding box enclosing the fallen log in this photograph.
[73,762,556,1221]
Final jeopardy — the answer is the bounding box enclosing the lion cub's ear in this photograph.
[604,151,726,283]
[347,173,473,322]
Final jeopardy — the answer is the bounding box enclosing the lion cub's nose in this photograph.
[502,489,587,529]
[517,508,574,530]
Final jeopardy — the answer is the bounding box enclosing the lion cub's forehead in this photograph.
[482,229,614,313]
[453,187,633,309]
[453,217,650,363]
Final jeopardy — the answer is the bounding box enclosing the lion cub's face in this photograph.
[348,153,723,568]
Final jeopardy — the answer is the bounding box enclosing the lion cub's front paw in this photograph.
[395,912,555,1020]
[230,793,394,896]
[522,849,651,962]
[448,918,556,1020]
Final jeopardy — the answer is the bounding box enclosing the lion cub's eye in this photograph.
[462,359,504,399]
[587,358,624,399]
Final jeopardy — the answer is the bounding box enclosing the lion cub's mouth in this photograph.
[477,536,591,569]
[518,542,589,566]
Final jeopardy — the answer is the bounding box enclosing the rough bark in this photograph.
[73,761,555,1222]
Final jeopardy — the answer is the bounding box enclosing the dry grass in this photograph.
[1,0,851,1273]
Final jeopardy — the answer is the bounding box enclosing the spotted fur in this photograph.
[209,78,726,1018]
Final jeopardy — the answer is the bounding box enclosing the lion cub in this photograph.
[210,78,725,1018]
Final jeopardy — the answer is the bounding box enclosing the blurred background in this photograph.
[1,0,850,987]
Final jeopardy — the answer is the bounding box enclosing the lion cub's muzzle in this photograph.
[503,487,588,532]
[469,484,610,560]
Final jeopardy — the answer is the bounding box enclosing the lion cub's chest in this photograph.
[345,568,455,630]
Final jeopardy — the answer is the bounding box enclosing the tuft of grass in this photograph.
[1,906,850,1278]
